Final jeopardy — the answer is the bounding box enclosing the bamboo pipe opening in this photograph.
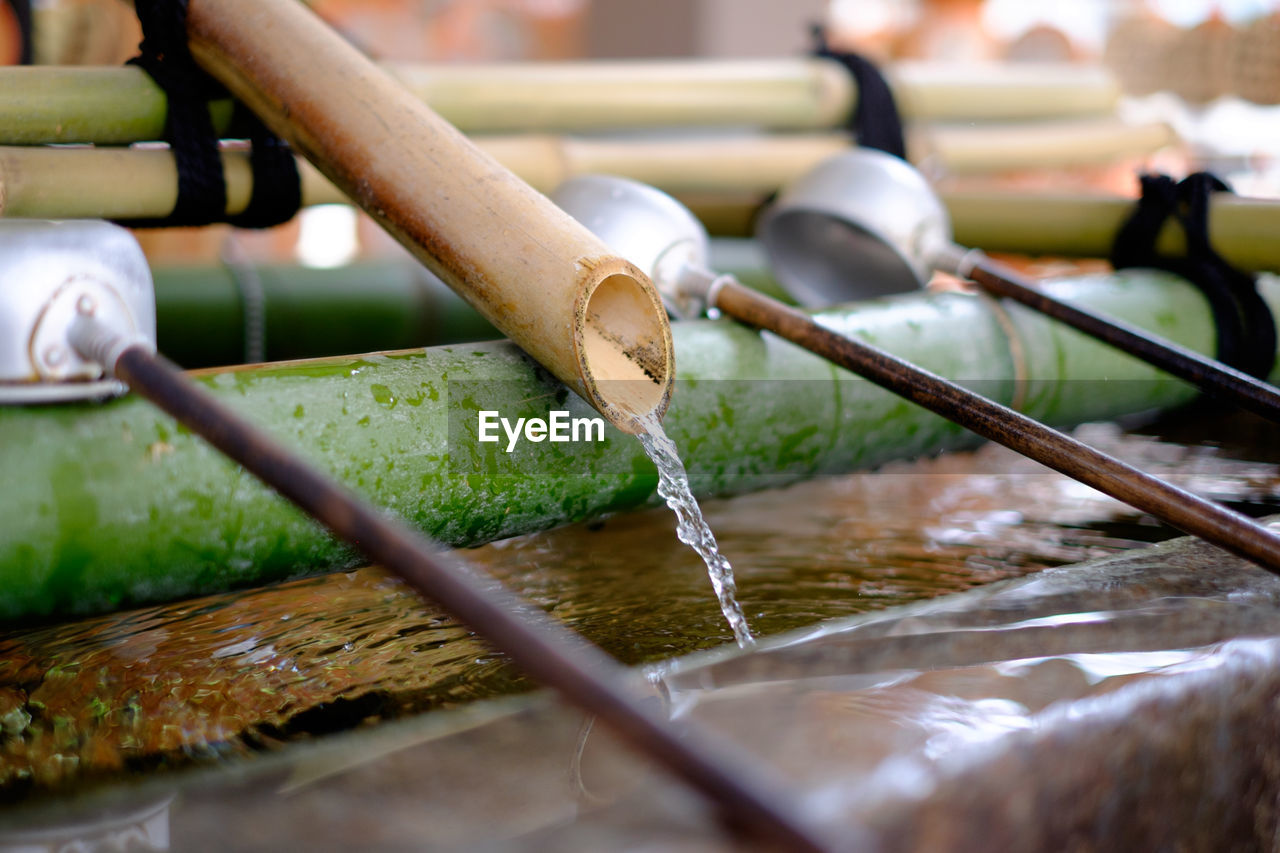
[576,268,672,433]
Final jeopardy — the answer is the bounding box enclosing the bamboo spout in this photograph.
[183,0,671,432]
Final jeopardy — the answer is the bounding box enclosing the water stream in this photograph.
[637,416,755,648]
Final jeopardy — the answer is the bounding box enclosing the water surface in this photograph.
[2,412,1276,801]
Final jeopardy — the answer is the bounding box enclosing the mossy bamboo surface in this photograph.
[1,270,1265,622]
[0,61,1119,144]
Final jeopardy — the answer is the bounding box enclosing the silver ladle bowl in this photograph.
[551,174,726,319]
[757,148,958,305]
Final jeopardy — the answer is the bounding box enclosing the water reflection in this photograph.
[0,413,1276,802]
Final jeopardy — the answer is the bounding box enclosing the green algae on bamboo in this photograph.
[0,271,1267,622]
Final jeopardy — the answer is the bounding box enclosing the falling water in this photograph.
[637,416,755,647]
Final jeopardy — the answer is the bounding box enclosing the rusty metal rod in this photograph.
[962,254,1280,424]
[96,341,831,853]
[712,278,1280,575]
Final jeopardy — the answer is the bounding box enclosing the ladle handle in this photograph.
[962,254,1280,424]
[712,278,1280,575]
[83,335,831,853]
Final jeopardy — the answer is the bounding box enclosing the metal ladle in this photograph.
[1,219,828,853]
[757,147,1280,423]
[551,173,1280,576]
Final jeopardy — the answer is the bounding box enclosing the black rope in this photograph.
[224,110,303,229]
[119,0,300,229]
[8,0,31,65]
[811,25,906,161]
[1111,172,1275,379]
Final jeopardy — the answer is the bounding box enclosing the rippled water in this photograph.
[1,411,1277,801]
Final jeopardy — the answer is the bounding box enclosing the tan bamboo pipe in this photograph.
[0,116,1174,215]
[180,0,672,433]
[684,189,1280,273]
[12,141,1277,271]
[0,60,1122,145]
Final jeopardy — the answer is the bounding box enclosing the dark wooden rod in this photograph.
[111,344,833,853]
[714,279,1280,575]
[967,257,1280,424]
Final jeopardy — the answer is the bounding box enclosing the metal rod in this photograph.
[712,279,1280,575]
[964,255,1280,424]
[104,342,832,853]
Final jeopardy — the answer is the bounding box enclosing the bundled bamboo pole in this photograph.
[176,0,672,434]
[0,60,1121,145]
[913,118,1175,175]
[889,61,1120,121]
[0,118,1176,213]
[0,145,344,219]
[682,191,1280,274]
[946,188,1280,274]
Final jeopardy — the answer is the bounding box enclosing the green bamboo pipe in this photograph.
[152,259,499,368]
[1,270,1271,622]
[150,244,783,369]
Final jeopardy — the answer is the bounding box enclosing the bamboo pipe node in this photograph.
[573,260,673,431]
[974,293,1031,412]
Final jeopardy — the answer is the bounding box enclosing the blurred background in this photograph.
[13,0,1280,274]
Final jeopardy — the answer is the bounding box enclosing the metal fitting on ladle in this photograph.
[549,174,738,320]
[0,220,156,405]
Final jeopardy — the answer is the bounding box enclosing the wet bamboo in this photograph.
[712,278,1280,574]
[1,270,1266,622]
[0,60,1120,144]
[77,332,829,853]
[180,0,673,433]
